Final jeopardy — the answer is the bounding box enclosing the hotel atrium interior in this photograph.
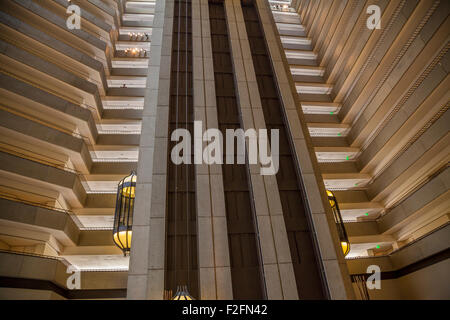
[0,0,448,300]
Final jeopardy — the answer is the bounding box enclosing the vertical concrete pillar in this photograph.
[254,0,355,299]
[224,0,299,300]
[127,0,174,300]
[193,0,233,300]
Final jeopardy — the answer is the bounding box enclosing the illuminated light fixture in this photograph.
[341,241,350,256]
[172,285,194,300]
[327,190,350,256]
[113,171,136,255]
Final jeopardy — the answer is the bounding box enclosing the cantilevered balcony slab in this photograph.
[61,254,128,271]
[0,251,128,293]
[319,162,359,174]
[0,73,98,143]
[314,147,360,162]
[378,168,450,235]
[125,1,156,14]
[290,65,324,82]
[0,197,120,252]
[311,136,349,148]
[106,76,147,88]
[96,133,141,145]
[76,215,114,229]
[0,251,70,288]
[276,22,306,37]
[90,160,137,175]
[281,36,312,50]
[295,82,333,95]
[77,230,116,247]
[303,113,341,124]
[115,41,151,51]
[345,221,380,237]
[106,87,146,97]
[346,241,395,259]
[284,49,317,66]
[339,202,384,221]
[101,96,144,119]
[301,102,341,115]
[308,123,351,137]
[53,0,114,33]
[0,109,92,174]
[368,134,450,206]
[119,27,153,36]
[2,0,110,68]
[272,10,301,24]
[122,13,154,27]
[0,198,79,246]
[322,173,372,190]
[0,198,121,253]
[82,174,133,193]
[0,152,86,208]
[347,224,449,268]
[84,193,116,208]
[89,146,139,162]
[344,221,394,246]
[0,11,108,95]
[0,41,103,115]
[111,58,149,69]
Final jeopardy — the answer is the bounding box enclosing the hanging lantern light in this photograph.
[326,190,350,256]
[113,171,136,255]
[172,285,194,300]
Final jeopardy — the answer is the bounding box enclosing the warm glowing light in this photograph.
[113,230,132,250]
[341,241,350,256]
[113,172,136,255]
[119,173,137,197]
[326,190,336,208]
[172,285,194,300]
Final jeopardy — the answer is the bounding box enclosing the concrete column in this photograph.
[254,0,355,299]
[127,0,174,300]
[224,0,299,300]
[193,0,233,300]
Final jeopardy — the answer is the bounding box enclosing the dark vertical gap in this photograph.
[209,1,265,300]
[241,0,327,299]
[165,0,198,298]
